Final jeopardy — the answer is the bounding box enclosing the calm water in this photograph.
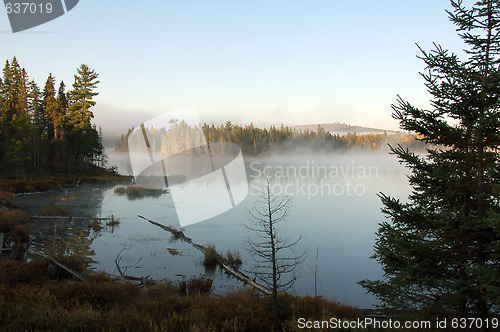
[19,151,410,309]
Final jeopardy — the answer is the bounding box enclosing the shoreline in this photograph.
[0,169,131,195]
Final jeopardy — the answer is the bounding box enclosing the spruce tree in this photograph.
[54,81,68,164]
[64,64,102,171]
[43,74,57,141]
[65,64,99,131]
[360,0,500,320]
[2,58,31,174]
[29,80,43,173]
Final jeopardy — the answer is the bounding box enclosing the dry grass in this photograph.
[203,243,220,267]
[0,209,30,231]
[113,186,126,195]
[0,191,17,209]
[39,204,70,216]
[125,185,146,198]
[0,171,129,194]
[224,249,243,269]
[0,258,361,331]
[187,276,213,295]
[122,186,165,200]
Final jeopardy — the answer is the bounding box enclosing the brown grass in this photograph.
[187,276,213,295]
[39,204,70,216]
[125,185,146,199]
[0,256,361,331]
[0,209,30,231]
[224,249,243,269]
[114,186,126,195]
[0,171,129,194]
[203,243,220,267]
[0,191,17,209]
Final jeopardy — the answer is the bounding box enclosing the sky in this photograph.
[1,1,471,137]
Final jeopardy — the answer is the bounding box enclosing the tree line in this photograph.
[0,57,103,176]
[115,120,426,156]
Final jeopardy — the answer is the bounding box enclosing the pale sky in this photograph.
[1,1,469,135]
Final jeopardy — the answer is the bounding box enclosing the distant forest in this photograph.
[0,57,104,176]
[115,120,426,156]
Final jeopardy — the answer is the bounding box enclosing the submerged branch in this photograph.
[138,215,272,295]
[114,246,155,285]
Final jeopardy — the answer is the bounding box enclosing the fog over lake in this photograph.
[20,150,411,308]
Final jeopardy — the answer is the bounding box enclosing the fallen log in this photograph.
[121,274,156,285]
[32,251,85,281]
[138,215,192,242]
[138,215,272,295]
[31,216,113,221]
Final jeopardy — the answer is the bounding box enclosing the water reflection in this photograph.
[18,184,117,262]
[18,152,411,309]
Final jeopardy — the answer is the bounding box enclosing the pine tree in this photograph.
[1,58,31,174]
[52,81,68,165]
[65,64,99,131]
[56,81,68,121]
[29,80,43,173]
[360,0,500,320]
[43,74,58,141]
[64,64,102,171]
[1,60,15,170]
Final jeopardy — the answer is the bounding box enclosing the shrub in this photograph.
[187,276,213,295]
[0,191,14,202]
[52,254,87,275]
[39,205,70,216]
[0,256,363,331]
[142,282,179,301]
[10,225,29,241]
[113,186,126,195]
[224,249,242,269]
[0,259,48,286]
[0,191,16,209]
[0,209,30,229]
[203,243,219,267]
[125,186,146,199]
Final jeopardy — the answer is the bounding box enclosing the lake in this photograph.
[18,150,410,309]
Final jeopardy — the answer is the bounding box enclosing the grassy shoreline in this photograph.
[0,169,365,330]
[0,168,130,194]
[0,258,361,331]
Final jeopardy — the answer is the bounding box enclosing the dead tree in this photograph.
[244,180,305,315]
[138,215,272,295]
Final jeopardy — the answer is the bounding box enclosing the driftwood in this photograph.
[114,246,156,285]
[31,216,113,221]
[119,274,156,285]
[32,251,85,281]
[138,215,272,295]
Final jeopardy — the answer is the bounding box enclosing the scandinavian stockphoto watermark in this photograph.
[3,0,79,33]
[249,160,379,199]
[127,106,248,228]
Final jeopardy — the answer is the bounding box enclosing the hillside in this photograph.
[293,122,398,136]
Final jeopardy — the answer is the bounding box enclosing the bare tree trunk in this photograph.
[138,215,272,295]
